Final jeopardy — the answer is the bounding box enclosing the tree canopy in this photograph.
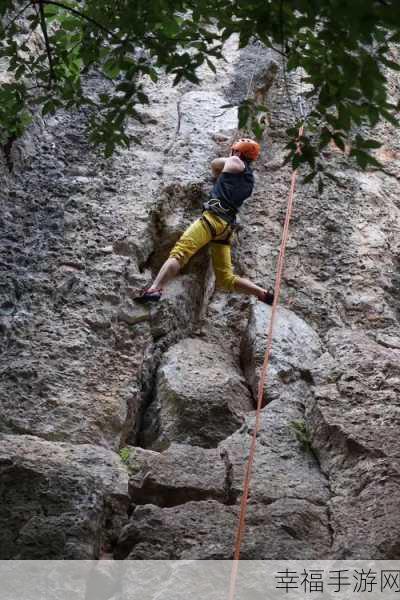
[0,0,399,177]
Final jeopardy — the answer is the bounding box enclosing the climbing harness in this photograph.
[228,118,305,600]
[201,211,233,244]
[203,198,237,223]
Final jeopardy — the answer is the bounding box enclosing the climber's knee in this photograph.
[168,247,188,268]
[168,218,211,268]
[210,240,237,292]
[214,270,238,292]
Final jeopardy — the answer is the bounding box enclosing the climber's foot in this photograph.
[259,290,274,306]
[135,288,163,303]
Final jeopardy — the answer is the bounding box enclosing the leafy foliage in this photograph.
[118,446,140,475]
[289,419,317,458]
[118,446,133,465]
[0,0,399,170]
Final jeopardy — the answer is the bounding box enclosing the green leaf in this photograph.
[319,127,332,149]
[42,101,56,115]
[337,104,351,131]
[251,118,264,140]
[59,17,80,32]
[18,110,32,128]
[137,91,149,104]
[103,60,121,79]
[1,0,399,161]
[185,71,200,84]
[351,149,382,169]
[367,106,380,127]
[116,81,136,93]
[381,109,398,127]
[44,4,61,18]
[238,103,250,129]
[206,57,216,73]
[379,58,400,72]
[358,139,382,149]
[302,171,316,184]
[15,65,25,80]
[173,71,183,86]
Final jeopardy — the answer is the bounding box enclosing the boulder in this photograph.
[309,329,400,558]
[219,399,330,506]
[141,338,253,449]
[241,304,323,404]
[0,434,129,559]
[115,498,330,560]
[310,329,400,465]
[147,275,211,344]
[125,443,229,506]
[329,458,400,559]
[115,501,236,559]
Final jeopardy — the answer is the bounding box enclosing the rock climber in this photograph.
[136,138,274,305]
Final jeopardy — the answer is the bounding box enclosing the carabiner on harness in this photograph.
[203,198,231,214]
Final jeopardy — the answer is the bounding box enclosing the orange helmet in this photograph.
[231,138,261,161]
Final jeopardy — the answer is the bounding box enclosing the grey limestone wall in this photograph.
[1,38,400,559]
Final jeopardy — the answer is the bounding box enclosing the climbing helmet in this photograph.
[231,138,261,161]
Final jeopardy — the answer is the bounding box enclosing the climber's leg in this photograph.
[167,216,212,270]
[151,257,181,289]
[136,217,213,302]
[234,277,274,304]
[210,241,238,292]
[211,241,274,304]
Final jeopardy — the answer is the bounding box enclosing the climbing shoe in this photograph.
[135,288,163,303]
[260,290,274,306]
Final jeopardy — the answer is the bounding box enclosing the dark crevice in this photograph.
[127,293,214,450]
[129,349,162,449]
[220,447,239,505]
[280,524,301,540]
[299,368,315,385]
[130,483,228,508]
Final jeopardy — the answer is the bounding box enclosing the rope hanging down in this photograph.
[228,123,304,600]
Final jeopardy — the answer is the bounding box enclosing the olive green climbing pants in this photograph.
[169,210,238,292]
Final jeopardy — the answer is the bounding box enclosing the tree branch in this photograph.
[5,0,33,31]
[279,0,298,119]
[37,0,55,87]
[40,0,122,42]
[39,2,207,47]
[25,82,48,91]
[268,42,287,58]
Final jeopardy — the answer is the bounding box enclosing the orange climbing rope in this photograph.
[228,125,304,600]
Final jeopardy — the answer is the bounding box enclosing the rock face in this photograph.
[115,501,236,559]
[0,435,129,559]
[125,443,230,506]
[219,401,330,507]
[115,499,330,560]
[1,34,400,561]
[242,303,323,403]
[309,329,400,558]
[141,338,253,449]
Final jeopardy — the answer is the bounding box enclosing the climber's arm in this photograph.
[211,155,245,178]
[222,156,245,173]
[211,158,226,179]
